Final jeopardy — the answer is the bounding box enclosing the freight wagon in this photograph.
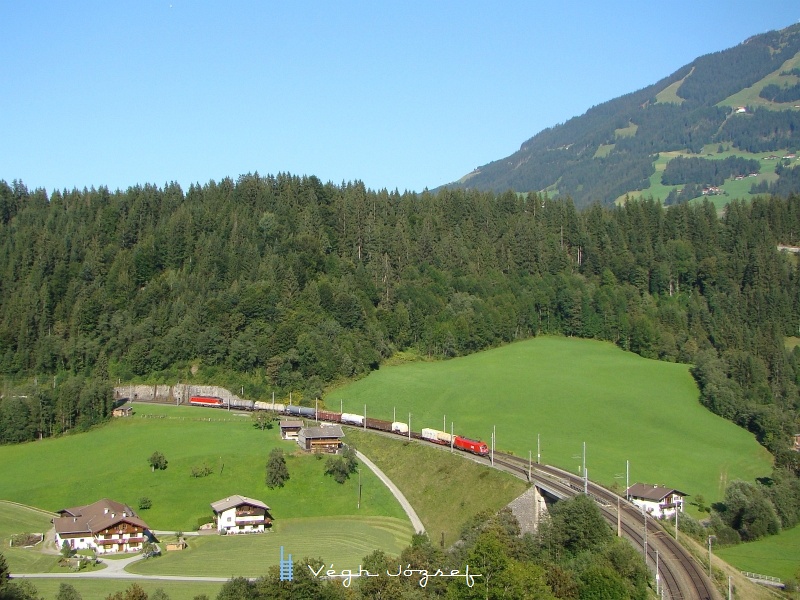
[421,428,452,445]
[341,413,365,426]
[391,422,409,434]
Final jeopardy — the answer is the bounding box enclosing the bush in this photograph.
[138,497,152,510]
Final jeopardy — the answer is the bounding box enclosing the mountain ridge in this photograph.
[444,23,800,208]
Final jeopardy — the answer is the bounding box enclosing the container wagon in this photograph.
[391,422,409,435]
[189,396,224,408]
[341,413,365,426]
[421,428,452,445]
[453,436,489,456]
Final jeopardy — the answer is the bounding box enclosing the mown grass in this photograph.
[715,524,800,582]
[327,337,772,510]
[0,404,406,531]
[346,429,527,547]
[128,516,411,576]
[0,502,59,573]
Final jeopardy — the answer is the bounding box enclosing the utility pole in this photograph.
[708,536,713,579]
[655,550,659,596]
[583,442,587,494]
[408,413,411,440]
[537,433,540,464]
[626,460,629,499]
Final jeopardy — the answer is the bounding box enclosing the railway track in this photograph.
[493,453,719,600]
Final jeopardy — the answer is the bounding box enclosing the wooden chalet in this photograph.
[211,495,272,534]
[297,424,344,452]
[626,483,687,518]
[53,498,150,554]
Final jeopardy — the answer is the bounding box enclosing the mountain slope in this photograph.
[446,24,800,208]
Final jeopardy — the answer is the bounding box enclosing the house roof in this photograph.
[54,498,148,535]
[300,425,344,439]
[211,495,270,513]
[280,420,303,428]
[626,483,688,502]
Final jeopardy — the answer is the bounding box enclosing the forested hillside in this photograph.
[448,23,800,206]
[0,174,799,470]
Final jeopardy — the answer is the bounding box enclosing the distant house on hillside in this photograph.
[211,495,272,535]
[112,405,133,417]
[53,498,150,554]
[626,483,687,518]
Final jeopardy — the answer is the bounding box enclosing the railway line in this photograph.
[493,452,719,600]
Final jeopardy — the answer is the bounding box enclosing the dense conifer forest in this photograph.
[1,174,800,471]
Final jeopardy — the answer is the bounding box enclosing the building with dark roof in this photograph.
[53,498,150,554]
[626,483,687,518]
[211,495,272,534]
[297,425,344,452]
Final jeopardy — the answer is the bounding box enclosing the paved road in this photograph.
[356,450,426,534]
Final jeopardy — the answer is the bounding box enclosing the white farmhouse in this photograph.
[211,495,272,534]
[53,498,150,554]
[626,483,687,518]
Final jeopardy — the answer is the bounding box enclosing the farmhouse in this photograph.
[298,424,344,452]
[280,420,303,440]
[53,498,150,554]
[211,495,272,534]
[112,405,133,417]
[626,483,687,518]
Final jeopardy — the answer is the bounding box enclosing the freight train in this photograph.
[186,396,488,456]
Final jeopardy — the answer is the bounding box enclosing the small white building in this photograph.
[626,483,687,518]
[211,495,272,535]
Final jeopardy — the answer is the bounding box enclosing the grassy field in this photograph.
[0,403,405,531]
[327,337,772,509]
[618,148,783,209]
[0,502,60,573]
[128,516,411,576]
[716,524,800,582]
[346,429,528,546]
[14,579,223,600]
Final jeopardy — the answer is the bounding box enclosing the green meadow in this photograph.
[0,403,406,531]
[327,336,773,508]
[128,516,411,576]
[716,524,800,582]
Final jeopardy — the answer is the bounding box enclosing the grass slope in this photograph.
[327,337,772,509]
[0,502,58,573]
[715,524,800,582]
[0,404,406,531]
[128,516,411,576]
[346,429,528,547]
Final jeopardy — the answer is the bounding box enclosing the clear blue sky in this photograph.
[2,2,799,194]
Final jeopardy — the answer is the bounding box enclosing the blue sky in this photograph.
[2,2,799,194]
